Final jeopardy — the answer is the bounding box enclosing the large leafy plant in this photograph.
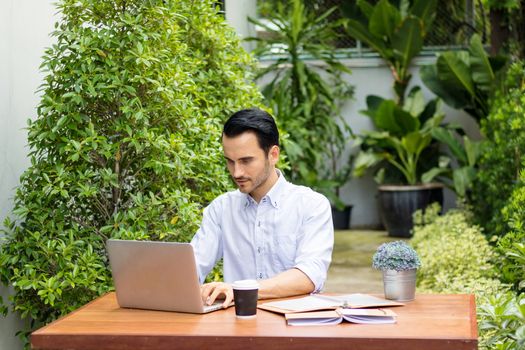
[249,0,354,209]
[342,0,437,103]
[420,34,507,124]
[0,0,262,340]
[470,62,525,237]
[353,87,444,185]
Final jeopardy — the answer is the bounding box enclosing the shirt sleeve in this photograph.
[190,198,223,284]
[293,193,334,293]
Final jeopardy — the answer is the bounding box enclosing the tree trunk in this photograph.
[489,8,510,55]
[518,1,525,59]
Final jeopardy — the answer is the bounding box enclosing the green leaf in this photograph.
[420,64,466,109]
[463,136,481,167]
[436,52,476,98]
[369,0,401,39]
[403,87,425,117]
[421,167,448,184]
[410,0,438,32]
[391,17,423,72]
[431,127,467,164]
[469,34,495,92]
[453,166,477,197]
[402,131,430,156]
[353,150,384,177]
[345,19,389,57]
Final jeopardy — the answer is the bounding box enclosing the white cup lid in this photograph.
[232,279,259,290]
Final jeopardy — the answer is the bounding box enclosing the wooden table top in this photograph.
[31,292,477,350]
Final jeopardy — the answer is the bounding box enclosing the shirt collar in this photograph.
[244,169,287,209]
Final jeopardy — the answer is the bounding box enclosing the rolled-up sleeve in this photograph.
[293,194,334,292]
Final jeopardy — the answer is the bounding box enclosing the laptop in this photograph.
[106,239,225,313]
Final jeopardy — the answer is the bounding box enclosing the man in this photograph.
[190,108,334,308]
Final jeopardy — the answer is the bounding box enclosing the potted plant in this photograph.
[343,0,444,237]
[372,241,421,301]
[353,87,445,237]
[248,0,354,228]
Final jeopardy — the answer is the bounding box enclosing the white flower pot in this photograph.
[382,269,417,301]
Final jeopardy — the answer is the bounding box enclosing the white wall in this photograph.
[1,1,56,349]
[225,0,257,51]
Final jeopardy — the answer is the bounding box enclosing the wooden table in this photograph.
[31,293,477,350]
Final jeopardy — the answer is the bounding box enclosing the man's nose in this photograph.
[232,163,244,178]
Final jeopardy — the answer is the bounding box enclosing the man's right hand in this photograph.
[200,282,233,308]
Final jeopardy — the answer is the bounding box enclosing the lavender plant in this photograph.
[372,241,421,271]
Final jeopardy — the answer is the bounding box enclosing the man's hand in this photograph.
[200,282,233,308]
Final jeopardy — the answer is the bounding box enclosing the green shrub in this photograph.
[411,206,517,350]
[478,292,525,350]
[471,62,525,238]
[412,206,500,293]
[498,168,525,292]
[0,0,262,341]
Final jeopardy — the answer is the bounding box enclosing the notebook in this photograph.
[106,239,225,314]
[285,308,397,326]
[258,293,403,314]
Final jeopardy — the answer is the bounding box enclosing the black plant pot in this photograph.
[331,205,353,230]
[378,183,443,238]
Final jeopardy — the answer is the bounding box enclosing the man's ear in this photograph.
[269,145,280,165]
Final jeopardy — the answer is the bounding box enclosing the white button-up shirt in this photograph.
[190,170,334,292]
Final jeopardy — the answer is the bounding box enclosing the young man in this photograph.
[190,108,334,307]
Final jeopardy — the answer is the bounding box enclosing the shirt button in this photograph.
[257,247,261,253]
[259,273,263,279]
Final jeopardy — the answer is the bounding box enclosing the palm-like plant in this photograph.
[420,34,507,124]
[248,0,354,208]
[342,0,437,104]
[353,87,444,185]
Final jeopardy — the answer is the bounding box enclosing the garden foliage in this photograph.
[470,62,525,238]
[0,0,262,338]
[412,204,524,349]
[499,168,525,292]
[412,204,500,295]
[249,0,354,208]
[342,0,437,104]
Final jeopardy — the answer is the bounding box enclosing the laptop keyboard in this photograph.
[203,302,224,313]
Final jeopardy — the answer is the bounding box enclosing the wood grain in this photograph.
[31,293,478,350]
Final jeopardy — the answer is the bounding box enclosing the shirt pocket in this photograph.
[272,234,297,271]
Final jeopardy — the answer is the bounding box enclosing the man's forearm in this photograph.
[258,268,315,299]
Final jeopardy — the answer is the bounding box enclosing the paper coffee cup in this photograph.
[232,279,259,319]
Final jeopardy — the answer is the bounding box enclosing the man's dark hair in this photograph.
[223,108,279,154]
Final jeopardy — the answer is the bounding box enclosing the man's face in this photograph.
[222,132,279,198]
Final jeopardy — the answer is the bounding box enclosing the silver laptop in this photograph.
[106,239,224,313]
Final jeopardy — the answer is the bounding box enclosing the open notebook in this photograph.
[258,293,403,314]
[285,308,397,326]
